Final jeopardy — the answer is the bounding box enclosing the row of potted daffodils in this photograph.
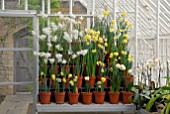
[33,11,134,105]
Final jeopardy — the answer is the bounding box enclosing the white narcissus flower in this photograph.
[116,63,121,69]
[79,16,84,20]
[39,52,46,57]
[51,36,58,42]
[39,35,46,40]
[79,31,83,38]
[64,32,72,43]
[58,23,64,28]
[62,59,67,64]
[33,51,40,56]
[31,31,36,35]
[68,50,73,55]
[45,52,51,58]
[49,58,55,64]
[72,54,77,59]
[72,30,79,40]
[44,59,48,64]
[55,44,60,50]
[71,14,76,19]
[82,49,88,56]
[84,76,89,81]
[120,64,126,71]
[55,53,63,60]
[47,42,52,48]
[56,78,61,82]
[42,27,51,35]
[128,69,132,74]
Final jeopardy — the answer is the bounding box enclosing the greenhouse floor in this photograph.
[0,93,158,114]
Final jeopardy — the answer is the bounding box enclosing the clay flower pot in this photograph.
[77,76,83,88]
[94,92,106,104]
[54,92,65,104]
[88,77,96,88]
[81,92,92,105]
[97,76,108,88]
[122,76,133,88]
[68,92,79,104]
[122,91,133,104]
[40,92,51,104]
[109,92,120,104]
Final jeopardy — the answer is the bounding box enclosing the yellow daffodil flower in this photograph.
[128,23,133,28]
[121,51,127,55]
[103,10,110,16]
[63,78,66,83]
[60,72,64,76]
[112,20,116,25]
[92,49,97,53]
[119,18,123,22]
[110,28,114,33]
[73,78,77,82]
[101,77,106,83]
[122,39,128,44]
[69,80,74,86]
[104,43,108,47]
[124,34,129,39]
[98,85,101,88]
[98,37,103,43]
[125,20,129,24]
[113,52,119,56]
[68,74,72,78]
[109,53,113,58]
[40,72,44,76]
[86,42,90,46]
[122,12,127,17]
[51,74,56,80]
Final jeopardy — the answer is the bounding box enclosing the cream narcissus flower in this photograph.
[84,76,89,81]
[60,72,64,76]
[104,38,107,42]
[128,69,133,74]
[122,12,127,17]
[68,74,72,78]
[116,63,121,69]
[101,68,104,73]
[104,43,108,47]
[103,10,110,16]
[101,77,106,83]
[40,72,44,76]
[73,78,77,82]
[63,78,66,83]
[120,64,126,71]
[92,49,97,53]
[119,18,123,22]
[114,52,119,56]
[97,81,102,85]
[124,34,129,39]
[110,28,114,33]
[98,85,101,88]
[51,74,56,80]
[69,80,74,86]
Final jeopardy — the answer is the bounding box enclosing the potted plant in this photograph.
[146,82,170,114]
[94,77,106,104]
[54,76,66,104]
[81,76,93,104]
[109,63,121,104]
[68,76,79,104]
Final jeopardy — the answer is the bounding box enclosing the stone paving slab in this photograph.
[0,93,32,114]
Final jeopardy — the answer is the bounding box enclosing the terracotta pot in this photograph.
[62,65,71,75]
[94,92,105,104]
[77,76,83,88]
[97,76,108,88]
[88,77,96,88]
[109,92,120,104]
[54,92,65,104]
[122,91,133,104]
[81,92,92,104]
[40,92,51,104]
[68,92,79,104]
[122,76,133,88]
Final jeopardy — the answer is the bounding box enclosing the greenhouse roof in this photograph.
[79,0,170,38]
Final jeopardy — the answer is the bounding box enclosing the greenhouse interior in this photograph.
[0,0,170,114]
